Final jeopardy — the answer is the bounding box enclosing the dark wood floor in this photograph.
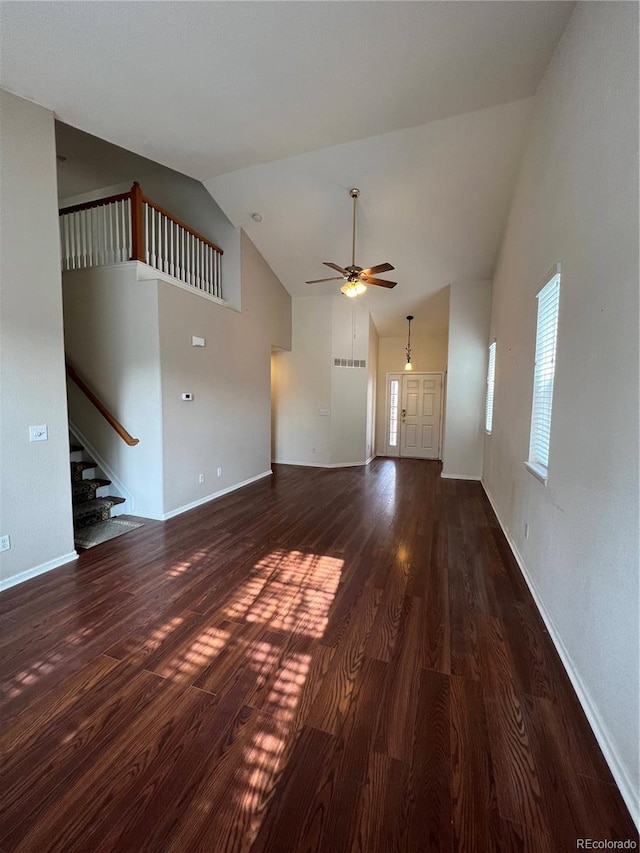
[0,460,636,852]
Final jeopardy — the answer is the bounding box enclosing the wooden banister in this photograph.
[58,190,132,217]
[66,362,139,446]
[141,194,224,256]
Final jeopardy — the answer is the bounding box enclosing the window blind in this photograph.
[528,272,561,475]
[485,341,496,433]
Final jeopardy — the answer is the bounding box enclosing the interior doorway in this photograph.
[385,372,443,459]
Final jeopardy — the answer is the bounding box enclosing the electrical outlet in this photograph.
[524,523,530,539]
[198,474,205,484]
[216,467,222,477]
[0,534,11,552]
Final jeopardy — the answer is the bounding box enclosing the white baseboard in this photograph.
[0,551,78,592]
[441,472,482,480]
[273,458,374,469]
[161,470,272,520]
[482,481,639,829]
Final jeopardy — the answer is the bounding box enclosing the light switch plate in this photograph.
[29,424,48,441]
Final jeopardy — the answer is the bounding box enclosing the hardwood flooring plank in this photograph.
[363,561,408,662]
[373,595,424,763]
[335,656,388,785]
[249,725,337,853]
[307,581,381,736]
[349,751,406,853]
[418,519,451,673]
[405,667,452,853]
[450,674,501,853]
[477,615,554,849]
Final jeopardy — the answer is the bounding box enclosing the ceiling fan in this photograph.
[305,188,397,297]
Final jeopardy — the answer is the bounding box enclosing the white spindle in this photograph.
[108,203,114,264]
[91,207,97,265]
[60,219,65,271]
[82,210,88,267]
[70,214,76,269]
[114,202,121,262]
[91,207,96,265]
[124,198,133,261]
[122,200,127,261]
[62,217,68,271]
[162,213,168,273]
[92,207,98,265]
[77,211,82,268]
[170,220,174,277]
[101,206,107,265]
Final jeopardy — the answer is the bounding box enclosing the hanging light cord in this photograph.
[406,315,413,363]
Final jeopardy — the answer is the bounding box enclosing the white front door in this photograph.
[400,373,443,459]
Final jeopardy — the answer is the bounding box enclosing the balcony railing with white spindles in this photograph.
[59,182,223,300]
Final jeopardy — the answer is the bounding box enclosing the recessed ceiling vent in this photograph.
[334,358,366,368]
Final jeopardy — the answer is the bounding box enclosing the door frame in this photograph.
[384,371,445,460]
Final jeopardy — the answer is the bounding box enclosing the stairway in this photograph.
[70,442,126,548]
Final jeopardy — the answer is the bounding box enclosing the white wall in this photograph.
[159,231,290,514]
[0,91,76,588]
[375,333,448,456]
[272,297,333,466]
[366,316,379,462]
[63,264,165,519]
[483,2,639,820]
[273,295,374,467]
[442,281,492,479]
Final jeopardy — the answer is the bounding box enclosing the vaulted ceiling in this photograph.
[0,0,574,336]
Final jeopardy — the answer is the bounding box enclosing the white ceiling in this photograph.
[0,0,574,337]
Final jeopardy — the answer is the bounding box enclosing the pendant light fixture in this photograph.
[404,315,414,371]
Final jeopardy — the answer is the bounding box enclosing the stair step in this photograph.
[72,478,111,505]
[69,443,83,453]
[71,460,97,482]
[73,496,126,530]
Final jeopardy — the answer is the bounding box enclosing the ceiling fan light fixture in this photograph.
[341,280,367,298]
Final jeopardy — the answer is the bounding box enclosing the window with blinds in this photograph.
[485,341,496,433]
[527,270,561,481]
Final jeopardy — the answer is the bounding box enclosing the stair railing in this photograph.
[65,362,140,446]
[59,183,224,299]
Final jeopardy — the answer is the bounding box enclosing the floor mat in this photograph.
[75,518,143,550]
